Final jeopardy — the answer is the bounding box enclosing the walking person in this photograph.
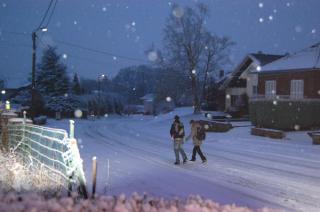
[186,120,207,163]
[170,115,188,165]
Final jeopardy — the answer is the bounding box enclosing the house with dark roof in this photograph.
[219,53,283,116]
[250,43,320,130]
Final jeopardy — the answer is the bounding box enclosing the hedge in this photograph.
[249,100,320,130]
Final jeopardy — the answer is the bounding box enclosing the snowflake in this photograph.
[259,18,264,23]
[104,114,109,118]
[131,21,136,26]
[166,96,172,102]
[286,2,291,7]
[102,7,107,12]
[74,109,83,118]
[268,15,273,21]
[294,25,302,33]
[311,29,316,34]
[113,56,117,60]
[317,90,320,95]
[273,9,277,13]
[73,20,78,25]
[2,3,7,8]
[132,87,136,91]
[258,3,264,8]
[172,6,184,18]
[147,51,158,62]
[62,54,68,59]
[191,69,196,74]
[273,100,277,105]
[294,124,300,131]
[226,94,231,99]
[256,66,261,71]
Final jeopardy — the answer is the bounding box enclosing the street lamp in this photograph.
[31,27,47,119]
[97,74,106,118]
[1,90,5,105]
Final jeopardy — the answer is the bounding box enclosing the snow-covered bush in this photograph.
[0,151,63,195]
[33,116,47,125]
[0,192,283,212]
[46,95,82,117]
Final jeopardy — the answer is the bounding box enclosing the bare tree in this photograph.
[200,33,235,105]
[162,3,234,113]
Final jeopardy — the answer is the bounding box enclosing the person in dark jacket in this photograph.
[186,120,207,163]
[170,115,188,165]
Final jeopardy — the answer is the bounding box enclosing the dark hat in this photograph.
[174,115,180,120]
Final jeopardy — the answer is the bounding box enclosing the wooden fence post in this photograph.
[92,156,97,198]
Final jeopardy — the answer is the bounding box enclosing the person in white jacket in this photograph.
[186,120,207,163]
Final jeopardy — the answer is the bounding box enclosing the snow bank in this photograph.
[0,192,283,212]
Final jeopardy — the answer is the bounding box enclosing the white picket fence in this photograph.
[6,120,87,197]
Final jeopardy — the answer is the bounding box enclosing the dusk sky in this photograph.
[0,0,319,87]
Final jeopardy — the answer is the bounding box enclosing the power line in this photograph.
[1,30,149,64]
[44,0,58,29]
[54,39,149,63]
[0,30,30,36]
[36,0,54,31]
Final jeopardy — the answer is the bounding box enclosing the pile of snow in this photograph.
[0,192,282,212]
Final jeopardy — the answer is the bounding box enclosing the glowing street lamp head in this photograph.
[1,90,5,95]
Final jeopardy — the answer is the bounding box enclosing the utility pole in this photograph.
[31,31,37,119]
[98,78,101,118]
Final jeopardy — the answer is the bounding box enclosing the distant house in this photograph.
[140,93,154,115]
[220,53,283,116]
[250,43,320,130]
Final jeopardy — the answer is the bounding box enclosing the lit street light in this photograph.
[1,90,5,105]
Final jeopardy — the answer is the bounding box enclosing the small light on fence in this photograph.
[5,100,10,110]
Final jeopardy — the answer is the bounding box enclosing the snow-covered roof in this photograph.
[261,43,320,73]
[220,53,283,90]
[140,93,154,101]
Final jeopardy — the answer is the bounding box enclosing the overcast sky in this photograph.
[0,0,319,87]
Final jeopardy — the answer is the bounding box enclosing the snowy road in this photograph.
[48,108,320,212]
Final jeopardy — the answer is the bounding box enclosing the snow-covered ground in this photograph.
[47,107,320,212]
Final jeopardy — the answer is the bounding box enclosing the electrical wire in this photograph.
[44,0,58,29]
[35,0,54,31]
[54,39,149,63]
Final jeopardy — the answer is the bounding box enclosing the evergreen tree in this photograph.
[37,46,70,97]
[72,73,81,95]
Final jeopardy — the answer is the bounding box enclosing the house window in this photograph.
[290,80,304,99]
[252,85,258,96]
[265,80,276,98]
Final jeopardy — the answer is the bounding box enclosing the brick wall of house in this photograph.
[258,69,320,98]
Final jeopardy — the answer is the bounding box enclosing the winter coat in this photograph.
[170,121,185,141]
[186,122,203,146]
